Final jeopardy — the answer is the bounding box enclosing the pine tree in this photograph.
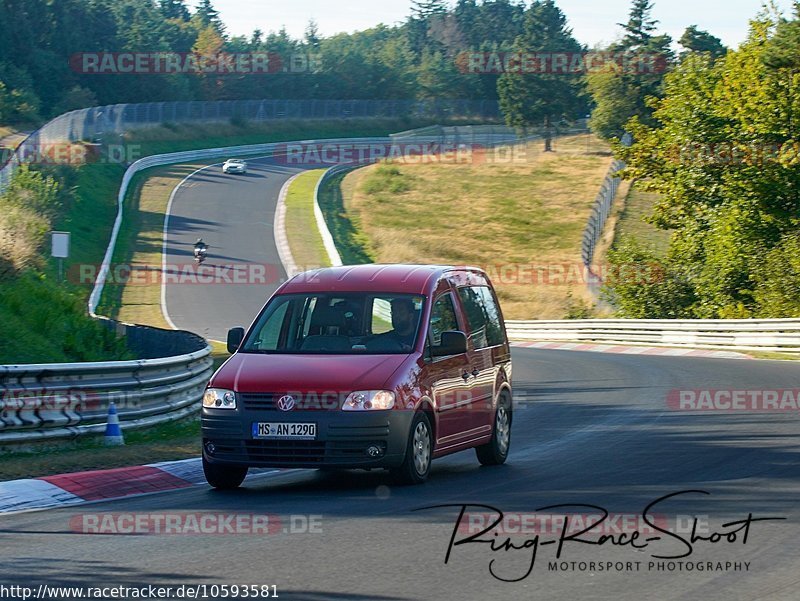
[497,0,587,149]
[410,0,448,19]
[305,19,321,49]
[617,0,658,49]
[588,0,673,138]
[193,0,225,35]
[679,26,726,58]
[160,0,190,21]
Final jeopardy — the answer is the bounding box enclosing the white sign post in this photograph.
[51,231,70,282]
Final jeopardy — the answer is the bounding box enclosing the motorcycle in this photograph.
[193,245,208,264]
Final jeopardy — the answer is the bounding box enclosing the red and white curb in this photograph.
[511,341,752,359]
[0,458,282,515]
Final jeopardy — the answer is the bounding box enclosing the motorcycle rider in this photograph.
[193,238,208,257]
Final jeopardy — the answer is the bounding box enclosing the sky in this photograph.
[212,0,796,48]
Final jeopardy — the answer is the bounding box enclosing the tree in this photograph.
[762,4,800,69]
[679,25,726,59]
[410,0,448,20]
[193,0,225,35]
[497,0,587,149]
[587,0,673,138]
[160,0,190,21]
[305,19,321,49]
[192,26,225,99]
[608,13,800,318]
[52,86,97,115]
[617,0,658,48]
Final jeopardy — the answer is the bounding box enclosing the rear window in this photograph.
[456,286,505,348]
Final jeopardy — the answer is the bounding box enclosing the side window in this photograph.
[476,287,505,346]
[428,293,459,346]
[251,298,291,350]
[457,287,488,349]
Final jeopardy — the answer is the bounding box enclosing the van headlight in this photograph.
[203,388,237,409]
[342,390,395,411]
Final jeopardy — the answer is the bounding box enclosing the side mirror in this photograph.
[227,327,245,354]
[431,330,468,357]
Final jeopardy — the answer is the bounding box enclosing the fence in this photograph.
[0,98,500,193]
[580,133,632,270]
[0,320,212,444]
[505,319,800,353]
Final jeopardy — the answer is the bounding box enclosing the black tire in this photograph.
[203,455,248,489]
[391,412,433,485]
[476,395,511,466]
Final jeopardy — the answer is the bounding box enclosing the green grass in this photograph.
[317,168,374,265]
[0,415,201,480]
[47,163,126,280]
[341,136,614,319]
[285,169,331,270]
[613,182,671,256]
[0,271,131,363]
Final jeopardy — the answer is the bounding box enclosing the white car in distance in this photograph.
[222,159,248,174]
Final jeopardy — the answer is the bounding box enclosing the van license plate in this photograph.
[252,422,316,440]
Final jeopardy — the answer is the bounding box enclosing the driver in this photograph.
[194,238,208,254]
[384,298,418,349]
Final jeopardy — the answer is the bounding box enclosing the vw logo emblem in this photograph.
[276,395,296,411]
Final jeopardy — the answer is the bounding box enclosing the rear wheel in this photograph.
[203,455,248,489]
[392,412,432,485]
[476,395,511,466]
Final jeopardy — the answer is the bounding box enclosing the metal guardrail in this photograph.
[505,319,800,353]
[0,98,500,193]
[0,322,212,444]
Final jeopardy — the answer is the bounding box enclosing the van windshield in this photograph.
[240,293,425,354]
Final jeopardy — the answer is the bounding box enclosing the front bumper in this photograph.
[202,408,415,469]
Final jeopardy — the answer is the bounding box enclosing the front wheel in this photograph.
[391,412,432,485]
[203,455,248,489]
[476,397,511,466]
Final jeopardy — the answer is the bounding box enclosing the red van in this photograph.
[201,264,512,488]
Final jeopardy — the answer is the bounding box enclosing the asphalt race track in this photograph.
[3,159,800,600]
[162,157,301,341]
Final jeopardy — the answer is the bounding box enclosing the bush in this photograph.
[602,237,697,318]
[0,166,61,272]
[563,290,594,319]
[361,163,412,195]
[752,232,800,317]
